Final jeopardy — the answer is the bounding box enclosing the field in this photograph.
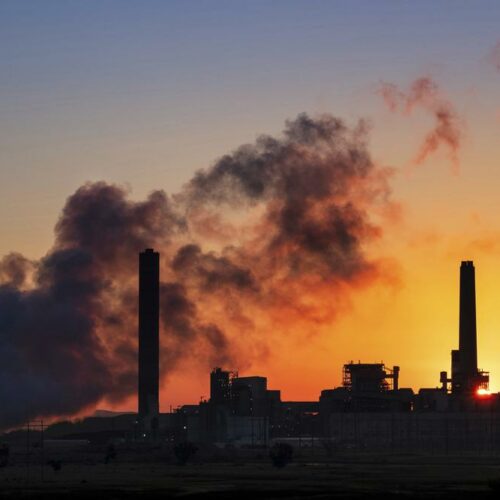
[2,444,500,499]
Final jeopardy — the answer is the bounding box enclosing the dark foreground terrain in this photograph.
[2,443,500,499]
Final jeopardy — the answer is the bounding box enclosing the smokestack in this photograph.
[459,261,478,379]
[392,366,400,391]
[138,248,160,434]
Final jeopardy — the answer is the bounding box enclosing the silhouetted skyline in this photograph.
[2,1,500,430]
[133,255,499,447]
[4,4,500,498]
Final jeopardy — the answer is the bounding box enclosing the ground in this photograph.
[1,445,500,498]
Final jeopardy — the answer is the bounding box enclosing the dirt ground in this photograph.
[2,447,500,499]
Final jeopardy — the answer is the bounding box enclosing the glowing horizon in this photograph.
[2,1,500,425]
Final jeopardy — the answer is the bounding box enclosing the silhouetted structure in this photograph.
[210,367,232,405]
[447,261,489,395]
[80,259,490,450]
[459,261,477,376]
[162,260,500,448]
[320,363,412,418]
[138,248,160,436]
[18,255,500,451]
[343,363,399,393]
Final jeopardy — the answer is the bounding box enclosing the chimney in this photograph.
[138,248,160,435]
[459,261,478,378]
[392,366,400,391]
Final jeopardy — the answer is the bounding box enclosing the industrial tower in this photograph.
[138,248,160,436]
[450,261,489,395]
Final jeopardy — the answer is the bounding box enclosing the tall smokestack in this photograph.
[459,261,478,379]
[138,248,160,434]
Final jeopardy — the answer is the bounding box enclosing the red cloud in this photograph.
[378,77,462,173]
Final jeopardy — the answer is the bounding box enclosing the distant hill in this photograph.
[92,410,135,418]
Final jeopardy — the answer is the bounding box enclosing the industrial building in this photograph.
[130,253,500,451]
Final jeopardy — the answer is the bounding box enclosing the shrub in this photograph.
[104,443,117,464]
[0,444,9,467]
[48,459,62,472]
[489,478,500,492]
[269,442,293,468]
[321,439,336,457]
[174,442,198,465]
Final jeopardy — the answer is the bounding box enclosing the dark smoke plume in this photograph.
[378,77,462,172]
[0,114,394,429]
[0,253,33,289]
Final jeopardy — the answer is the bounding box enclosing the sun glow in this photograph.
[476,388,491,396]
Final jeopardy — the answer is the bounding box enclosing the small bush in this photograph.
[48,459,62,472]
[489,478,500,491]
[104,443,117,464]
[174,442,198,465]
[269,442,293,468]
[0,444,9,468]
[321,439,336,457]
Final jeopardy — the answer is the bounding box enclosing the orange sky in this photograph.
[143,209,500,411]
[2,2,500,417]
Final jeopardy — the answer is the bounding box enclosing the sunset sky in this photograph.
[2,1,500,417]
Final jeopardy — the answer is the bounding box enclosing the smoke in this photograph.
[0,184,180,429]
[159,281,235,370]
[172,244,258,293]
[0,253,34,289]
[378,77,462,172]
[0,249,107,428]
[0,113,395,429]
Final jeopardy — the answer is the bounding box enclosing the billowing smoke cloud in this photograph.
[378,77,462,172]
[0,113,394,429]
[0,253,34,289]
[0,184,180,429]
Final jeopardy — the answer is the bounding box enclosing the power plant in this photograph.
[126,254,500,451]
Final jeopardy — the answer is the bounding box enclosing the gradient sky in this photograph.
[2,1,500,411]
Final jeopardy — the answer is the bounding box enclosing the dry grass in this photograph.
[1,446,500,498]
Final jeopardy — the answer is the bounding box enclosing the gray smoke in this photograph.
[0,113,393,429]
[378,77,462,171]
